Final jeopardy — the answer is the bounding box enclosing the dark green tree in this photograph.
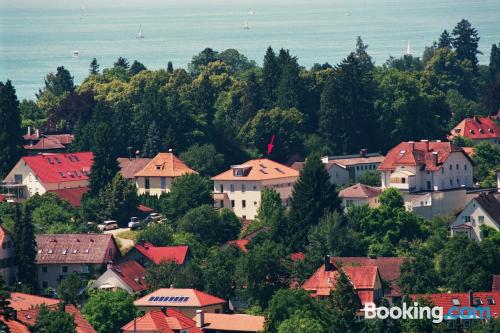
[89,58,100,75]
[0,278,14,330]
[57,273,84,305]
[356,170,381,187]
[218,48,257,74]
[136,223,174,246]
[188,48,218,74]
[203,245,243,300]
[145,261,204,290]
[193,74,216,129]
[328,270,361,333]
[129,60,147,76]
[452,19,481,73]
[167,61,174,73]
[99,173,138,225]
[286,153,342,251]
[355,36,374,71]
[276,50,302,109]
[13,206,37,292]
[180,143,224,176]
[0,81,23,179]
[437,29,453,49]
[240,72,262,123]
[472,142,500,188]
[398,253,440,294]
[32,304,76,333]
[262,46,280,108]
[88,122,119,196]
[141,121,160,157]
[114,57,129,69]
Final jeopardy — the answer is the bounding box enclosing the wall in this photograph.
[37,263,100,289]
[136,304,224,318]
[327,165,349,185]
[0,233,17,285]
[91,269,132,293]
[136,176,174,197]
[450,199,500,241]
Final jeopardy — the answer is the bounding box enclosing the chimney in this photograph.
[421,140,429,152]
[432,152,438,166]
[468,290,474,306]
[195,310,205,328]
[160,306,167,315]
[35,129,40,138]
[408,141,415,150]
[324,255,333,272]
[107,261,113,270]
[27,126,32,137]
[360,149,367,158]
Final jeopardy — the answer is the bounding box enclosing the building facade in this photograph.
[339,183,381,211]
[0,226,17,285]
[448,116,500,145]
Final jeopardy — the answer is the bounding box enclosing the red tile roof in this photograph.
[137,204,154,213]
[134,242,189,265]
[134,289,225,308]
[46,134,74,145]
[110,260,149,292]
[290,252,305,262]
[449,116,500,140]
[339,183,382,199]
[332,257,406,297]
[117,157,152,179]
[379,141,468,172]
[24,137,66,150]
[199,313,265,332]
[21,152,93,184]
[10,292,59,311]
[0,316,30,333]
[493,275,500,292]
[46,187,89,207]
[0,225,10,245]
[122,309,203,333]
[35,234,119,264]
[134,153,196,178]
[212,159,299,181]
[411,292,500,319]
[226,239,249,253]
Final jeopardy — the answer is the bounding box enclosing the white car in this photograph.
[98,220,118,231]
[128,217,141,230]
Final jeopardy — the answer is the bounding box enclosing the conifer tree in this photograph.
[355,36,374,71]
[193,74,216,129]
[490,43,500,80]
[240,72,262,124]
[89,58,100,75]
[262,47,280,108]
[129,60,147,76]
[13,205,37,293]
[0,278,14,319]
[437,29,453,49]
[167,61,174,73]
[114,57,129,69]
[88,122,119,196]
[0,81,23,179]
[286,154,342,251]
[276,56,302,110]
[328,270,361,333]
[452,19,481,73]
[142,121,160,158]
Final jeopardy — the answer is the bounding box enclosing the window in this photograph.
[401,178,406,184]
[145,177,150,190]
[253,185,257,190]
[449,165,452,171]
[464,216,471,223]
[254,201,257,206]
[241,184,246,192]
[456,164,459,170]
[231,200,235,208]
[220,184,224,192]
[42,266,47,273]
[14,174,23,183]
[441,168,444,174]
[452,298,460,306]
[161,177,167,192]
[478,216,484,224]
[220,201,224,208]
[62,266,68,273]
[487,297,496,305]
[426,181,431,190]
[449,179,453,186]
[242,200,246,208]
[242,215,246,219]
[464,164,467,170]
[346,200,353,208]
[456,178,460,186]
[230,184,235,192]
[42,281,48,288]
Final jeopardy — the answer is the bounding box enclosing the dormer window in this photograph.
[155,164,162,170]
[231,165,252,177]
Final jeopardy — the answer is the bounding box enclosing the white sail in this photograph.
[406,41,412,56]
[136,25,144,39]
[243,20,250,30]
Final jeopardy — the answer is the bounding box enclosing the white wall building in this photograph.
[212,159,299,220]
[0,226,16,285]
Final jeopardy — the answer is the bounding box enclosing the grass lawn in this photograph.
[116,230,138,240]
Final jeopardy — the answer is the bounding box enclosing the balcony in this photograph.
[0,182,27,203]
[389,171,416,192]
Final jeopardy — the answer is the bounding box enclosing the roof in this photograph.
[200,313,265,332]
[411,292,500,319]
[134,288,225,308]
[332,257,406,297]
[19,152,93,184]
[0,316,30,333]
[17,304,96,333]
[450,116,500,140]
[10,292,59,311]
[379,141,469,172]
[0,225,11,245]
[339,183,382,199]
[493,275,500,292]
[291,153,384,171]
[462,147,474,157]
[290,252,305,262]
[117,157,152,179]
[110,260,149,292]
[35,234,118,264]
[301,263,379,305]
[212,158,299,181]
[134,242,189,265]
[24,137,65,150]
[122,309,203,333]
[134,153,196,178]
[226,239,249,253]
[473,193,500,225]
[46,187,89,207]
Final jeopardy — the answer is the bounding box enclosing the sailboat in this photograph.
[80,4,87,18]
[405,41,412,56]
[243,20,250,30]
[72,50,79,58]
[136,25,144,39]
[248,10,256,15]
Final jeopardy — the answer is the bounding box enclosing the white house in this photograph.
[211,159,299,220]
[450,193,500,241]
[0,226,17,285]
[91,260,148,294]
[379,140,473,192]
[339,183,381,211]
[448,116,500,145]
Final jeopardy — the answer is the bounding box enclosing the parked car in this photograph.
[143,212,163,224]
[98,220,118,231]
[128,217,141,230]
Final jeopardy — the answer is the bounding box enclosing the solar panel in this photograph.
[148,297,155,301]
[172,297,180,302]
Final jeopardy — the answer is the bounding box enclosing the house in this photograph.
[122,308,203,333]
[448,116,500,145]
[124,242,189,266]
[23,127,74,155]
[0,315,30,333]
[10,292,96,333]
[339,183,381,211]
[117,157,152,180]
[35,234,120,289]
[331,257,406,302]
[291,150,384,186]
[134,288,226,318]
[1,152,93,203]
[46,187,89,207]
[212,159,299,220]
[379,140,473,192]
[411,291,500,320]
[193,311,265,333]
[493,275,500,292]
[90,259,148,294]
[134,152,196,196]
[450,193,500,241]
[302,257,383,307]
[0,226,17,285]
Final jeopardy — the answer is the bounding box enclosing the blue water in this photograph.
[1,0,499,99]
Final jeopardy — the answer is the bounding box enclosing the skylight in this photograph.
[452,298,460,306]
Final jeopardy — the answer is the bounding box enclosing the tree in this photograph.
[218,48,256,74]
[355,36,374,72]
[57,273,84,305]
[472,141,500,188]
[378,188,404,210]
[88,123,119,196]
[437,29,452,49]
[286,153,342,251]
[356,170,381,187]
[141,121,160,158]
[180,144,224,176]
[114,57,129,69]
[256,188,282,224]
[188,48,218,74]
[13,206,37,292]
[0,81,23,179]
[328,270,361,333]
[136,223,174,246]
[278,314,325,333]
[89,58,100,75]
[239,72,262,124]
[82,290,136,333]
[160,173,213,221]
[38,66,75,97]
[398,253,440,294]
[0,278,14,330]
[145,260,204,291]
[32,304,76,333]
[452,19,481,73]
[276,50,302,110]
[129,60,147,76]
[167,61,174,73]
[262,47,280,108]
[202,245,242,300]
[99,173,138,225]
[177,206,241,245]
[193,74,216,129]
[490,43,500,79]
